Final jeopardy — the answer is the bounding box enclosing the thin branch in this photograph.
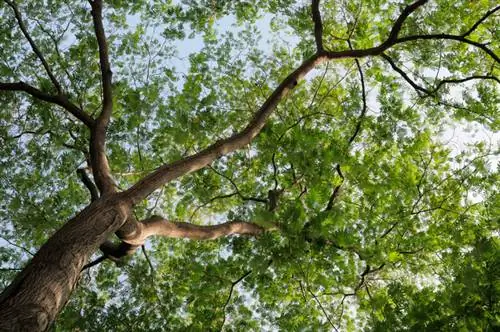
[0,82,94,127]
[220,270,252,330]
[81,255,106,271]
[76,168,99,202]
[271,153,279,191]
[384,0,429,45]
[383,53,500,95]
[308,288,339,332]
[0,236,34,256]
[395,34,499,64]
[141,245,155,275]
[311,0,324,52]
[4,0,62,93]
[325,165,345,211]
[190,192,239,221]
[380,53,430,94]
[277,111,337,142]
[434,75,500,91]
[209,166,267,203]
[347,42,367,146]
[0,267,23,272]
[461,5,500,37]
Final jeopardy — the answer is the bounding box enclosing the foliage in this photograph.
[0,0,498,330]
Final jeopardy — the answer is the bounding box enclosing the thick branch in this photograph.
[99,240,139,260]
[385,0,429,45]
[88,0,116,195]
[0,81,94,127]
[89,0,113,125]
[121,0,429,204]
[311,0,324,52]
[123,54,326,203]
[4,0,62,93]
[117,216,275,246]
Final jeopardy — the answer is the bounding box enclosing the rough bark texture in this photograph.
[0,197,129,331]
[119,217,272,245]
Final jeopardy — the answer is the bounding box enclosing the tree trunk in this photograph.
[0,196,129,332]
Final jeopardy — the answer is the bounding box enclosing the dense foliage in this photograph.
[0,0,498,330]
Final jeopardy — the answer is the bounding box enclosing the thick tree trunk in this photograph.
[0,196,129,332]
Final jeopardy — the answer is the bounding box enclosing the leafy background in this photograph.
[0,0,498,330]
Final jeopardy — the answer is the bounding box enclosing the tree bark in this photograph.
[0,196,129,331]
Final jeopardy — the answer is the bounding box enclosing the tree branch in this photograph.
[4,0,62,93]
[433,75,500,91]
[123,54,326,204]
[0,82,94,127]
[395,34,499,64]
[89,0,113,125]
[209,165,267,204]
[88,0,116,195]
[461,5,500,37]
[347,42,367,146]
[0,235,34,256]
[311,0,324,52]
[81,255,106,271]
[382,53,499,97]
[116,216,276,246]
[219,270,253,330]
[76,168,99,202]
[325,164,345,211]
[384,0,429,45]
[380,53,430,94]
[124,0,488,206]
[141,245,155,275]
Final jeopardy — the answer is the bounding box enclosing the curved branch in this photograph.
[380,53,430,94]
[434,75,500,91]
[123,54,327,204]
[385,0,429,45]
[311,0,324,52]
[209,166,267,204]
[381,54,499,96]
[117,216,276,246]
[88,0,116,195]
[77,168,99,202]
[395,34,499,64]
[461,5,500,37]
[0,82,94,127]
[81,255,106,271]
[347,42,367,146]
[219,270,253,330]
[121,0,439,205]
[4,0,62,93]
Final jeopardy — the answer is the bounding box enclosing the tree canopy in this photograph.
[0,0,498,330]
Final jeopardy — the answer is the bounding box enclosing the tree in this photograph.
[0,0,498,330]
